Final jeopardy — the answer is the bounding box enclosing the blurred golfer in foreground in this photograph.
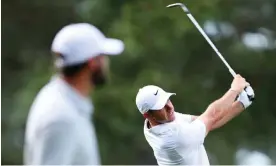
[136,75,254,165]
[24,23,124,165]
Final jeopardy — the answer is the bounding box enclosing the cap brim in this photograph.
[151,92,176,110]
[101,38,125,55]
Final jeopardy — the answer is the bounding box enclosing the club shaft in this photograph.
[180,7,236,77]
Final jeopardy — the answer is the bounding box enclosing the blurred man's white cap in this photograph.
[135,85,175,114]
[51,23,124,67]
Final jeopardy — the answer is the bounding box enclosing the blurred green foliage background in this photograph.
[2,0,276,165]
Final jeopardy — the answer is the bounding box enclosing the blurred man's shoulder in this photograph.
[28,80,76,121]
[30,82,62,108]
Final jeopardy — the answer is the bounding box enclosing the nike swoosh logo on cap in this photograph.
[154,90,158,96]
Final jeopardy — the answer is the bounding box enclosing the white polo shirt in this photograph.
[24,76,101,165]
[144,112,210,165]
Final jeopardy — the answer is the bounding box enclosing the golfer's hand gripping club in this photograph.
[166,3,255,101]
[244,86,255,101]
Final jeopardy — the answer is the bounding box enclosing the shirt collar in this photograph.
[144,119,176,136]
[51,75,93,117]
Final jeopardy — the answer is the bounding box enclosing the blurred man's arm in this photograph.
[32,120,77,165]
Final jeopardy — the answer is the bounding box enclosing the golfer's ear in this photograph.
[88,58,100,71]
[144,112,155,120]
[143,113,148,118]
[143,112,150,119]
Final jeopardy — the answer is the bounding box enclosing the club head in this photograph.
[166,3,190,13]
[166,3,184,8]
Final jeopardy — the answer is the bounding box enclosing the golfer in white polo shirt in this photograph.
[135,75,254,165]
[23,23,124,165]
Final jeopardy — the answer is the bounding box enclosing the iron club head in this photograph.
[166,3,183,8]
[166,3,190,13]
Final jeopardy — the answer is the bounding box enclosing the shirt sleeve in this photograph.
[177,119,207,145]
[176,112,193,123]
[33,119,77,165]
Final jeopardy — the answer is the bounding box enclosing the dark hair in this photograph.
[148,105,167,114]
[54,53,89,77]
[61,62,88,77]
[147,109,157,114]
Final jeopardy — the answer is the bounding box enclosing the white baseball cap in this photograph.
[51,23,124,67]
[135,85,176,114]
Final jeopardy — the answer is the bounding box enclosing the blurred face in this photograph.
[88,55,110,87]
[148,99,175,123]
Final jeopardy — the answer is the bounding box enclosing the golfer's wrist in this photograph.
[229,87,243,94]
[229,88,241,94]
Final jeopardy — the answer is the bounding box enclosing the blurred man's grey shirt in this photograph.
[24,76,101,165]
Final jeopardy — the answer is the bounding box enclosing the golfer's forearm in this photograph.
[200,89,239,128]
[218,89,239,105]
[211,101,244,130]
[195,89,240,134]
[214,89,240,111]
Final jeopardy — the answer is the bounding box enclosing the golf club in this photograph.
[167,3,255,101]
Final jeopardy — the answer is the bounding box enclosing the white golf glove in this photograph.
[237,87,255,109]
